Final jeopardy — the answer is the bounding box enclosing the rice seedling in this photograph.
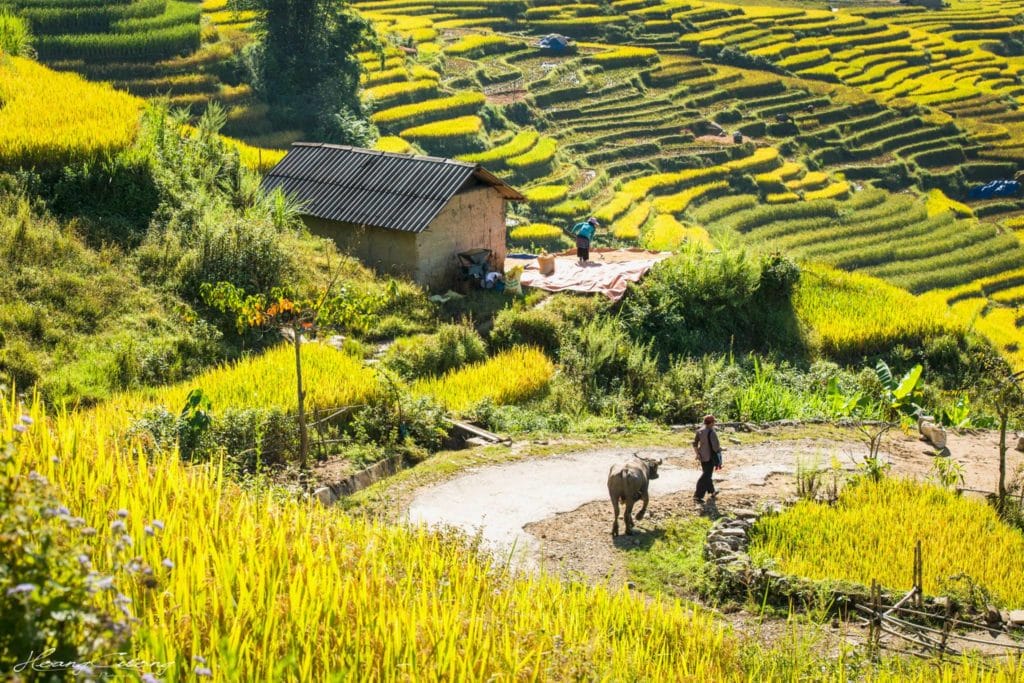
[587,46,658,68]
[411,346,554,413]
[36,23,201,62]
[749,478,1024,606]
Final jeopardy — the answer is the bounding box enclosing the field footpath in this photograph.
[403,426,1019,584]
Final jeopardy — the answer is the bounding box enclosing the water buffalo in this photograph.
[608,455,662,536]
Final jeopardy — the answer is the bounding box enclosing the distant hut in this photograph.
[262,143,524,290]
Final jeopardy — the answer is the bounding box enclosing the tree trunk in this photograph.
[999,412,1008,514]
[294,327,308,469]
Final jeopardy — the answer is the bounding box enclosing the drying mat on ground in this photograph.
[507,248,671,301]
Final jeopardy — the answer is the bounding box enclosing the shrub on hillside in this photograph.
[621,249,803,358]
[560,317,661,416]
[490,306,561,355]
[381,323,487,380]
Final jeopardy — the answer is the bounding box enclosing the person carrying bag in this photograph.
[692,414,722,503]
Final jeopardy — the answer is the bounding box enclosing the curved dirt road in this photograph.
[405,429,1016,581]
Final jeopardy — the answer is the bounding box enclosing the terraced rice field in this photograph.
[342,0,1024,369]
[15,0,1024,368]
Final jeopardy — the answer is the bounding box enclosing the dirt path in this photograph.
[405,428,1018,584]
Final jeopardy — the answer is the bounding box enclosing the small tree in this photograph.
[201,279,362,468]
[984,369,1024,514]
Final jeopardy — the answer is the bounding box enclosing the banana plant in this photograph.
[825,377,867,418]
[875,359,923,420]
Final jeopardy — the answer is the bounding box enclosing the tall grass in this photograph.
[4,395,744,681]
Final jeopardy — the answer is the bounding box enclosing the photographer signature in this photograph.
[14,649,172,676]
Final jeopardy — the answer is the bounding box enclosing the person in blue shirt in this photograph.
[571,216,599,264]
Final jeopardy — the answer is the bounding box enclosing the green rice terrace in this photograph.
[10,0,1024,679]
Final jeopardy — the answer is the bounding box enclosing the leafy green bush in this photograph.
[347,390,449,457]
[657,356,724,424]
[621,248,803,359]
[381,323,487,380]
[490,307,561,355]
[560,317,661,416]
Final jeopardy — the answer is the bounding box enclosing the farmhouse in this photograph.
[263,143,524,290]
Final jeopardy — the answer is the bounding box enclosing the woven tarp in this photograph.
[507,248,671,301]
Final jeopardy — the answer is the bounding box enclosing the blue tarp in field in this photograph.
[538,34,572,52]
[968,179,1020,199]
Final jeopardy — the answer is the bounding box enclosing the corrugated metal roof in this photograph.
[261,143,525,234]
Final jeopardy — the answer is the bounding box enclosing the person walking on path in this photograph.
[571,216,599,264]
[693,414,722,503]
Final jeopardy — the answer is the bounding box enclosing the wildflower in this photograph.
[152,520,164,530]
[93,576,115,591]
[12,423,26,433]
[6,583,36,596]
[80,527,97,537]
[194,666,212,677]
[50,455,59,463]
[28,470,47,485]
[162,558,174,569]
[144,526,154,536]
[193,655,206,664]
[111,520,126,534]
[141,674,161,683]
[117,508,129,518]
[19,415,32,425]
